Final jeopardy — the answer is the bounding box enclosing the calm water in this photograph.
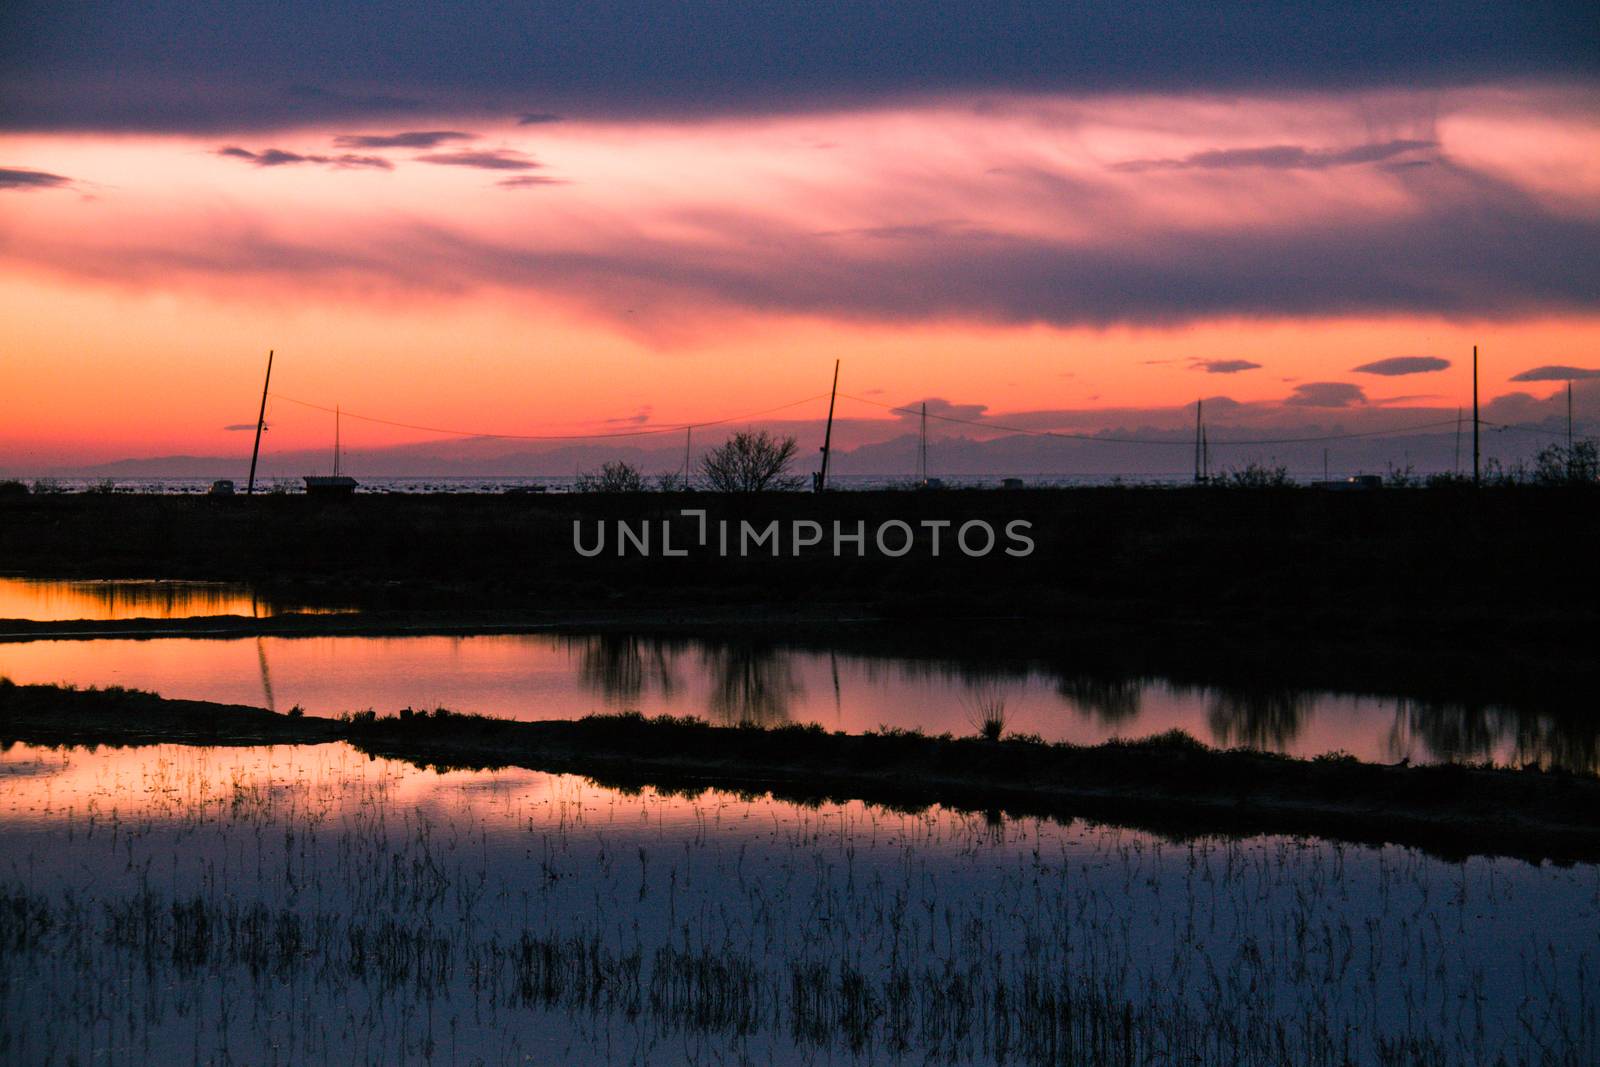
[1,631,1593,771]
[0,577,353,621]
[0,741,1594,1066]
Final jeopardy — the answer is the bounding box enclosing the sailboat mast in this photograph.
[333,405,341,477]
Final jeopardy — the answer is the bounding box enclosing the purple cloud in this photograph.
[1284,382,1367,408]
[1113,139,1435,173]
[1194,359,1262,374]
[417,150,539,171]
[333,130,474,149]
[894,397,989,424]
[1510,365,1600,381]
[497,175,567,188]
[1352,356,1451,376]
[217,146,392,169]
[516,113,563,125]
[14,154,1600,332]
[0,166,71,190]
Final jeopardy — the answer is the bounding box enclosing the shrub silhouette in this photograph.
[700,431,802,492]
[576,460,647,493]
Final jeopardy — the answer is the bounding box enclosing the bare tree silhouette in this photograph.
[700,431,802,492]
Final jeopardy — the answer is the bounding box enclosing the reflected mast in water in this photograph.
[257,636,275,713]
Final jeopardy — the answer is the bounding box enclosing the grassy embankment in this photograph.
[5,679,1598,863]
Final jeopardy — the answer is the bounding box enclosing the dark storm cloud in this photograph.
[0,166,71,190]
[1113,139,1435,173]
[417,150,540,171]
[1284,383,1367,407]
[1194,360,1262,374]
[217,146,393,169]
[1510,365,1600,381]
[2,2,1595,131]
[332,131,474,149]
[1352,356,1452,375]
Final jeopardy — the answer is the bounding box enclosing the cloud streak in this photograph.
[11,165,1599,332]
[497,175,567,188]
[1113,139,1434,173]
[0,166,71,190]
[217,146,393,169]
[333,130,474,148]
[6,94,1598,338]
[1353,356,1451,376]
[1194,359,1262,374]
[1511,365,1600,381]
[417,150,540,171]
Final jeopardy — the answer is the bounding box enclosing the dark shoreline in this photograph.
[5,681,1597,864]
[3,488,1598,712]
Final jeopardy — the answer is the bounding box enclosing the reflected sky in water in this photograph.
[1,741,1595,1066]
[1,631,1593,771]
[0,577,352,621]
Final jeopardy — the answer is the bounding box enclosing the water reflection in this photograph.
[255,637,277,712]
[0,577,351,621]
[0,631,1592,772]
[574,634,683,704]
[573,636,803,726]
[1206,688,1311,751]
[1392,699,1600,773]
[701,643,803,726]
[1056,675,1144,724]
[0,742,1593,1065]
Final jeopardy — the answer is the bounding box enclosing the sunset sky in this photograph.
[2,3,1597,470]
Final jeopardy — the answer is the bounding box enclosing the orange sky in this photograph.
[2,87,1597,466]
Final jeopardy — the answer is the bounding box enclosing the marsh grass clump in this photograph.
[963,687,1010,742]
[650,945,765,1035]
[1108,727,1209,753]
[513,933,642,1014]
